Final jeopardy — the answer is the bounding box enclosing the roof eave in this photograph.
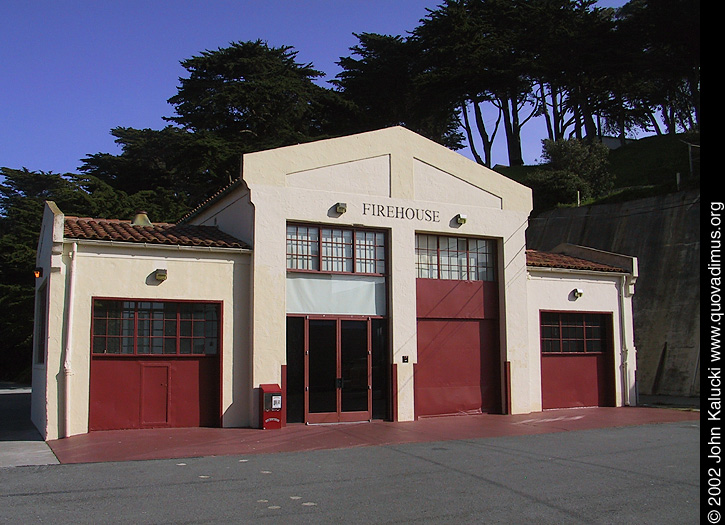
[64,237,252,254]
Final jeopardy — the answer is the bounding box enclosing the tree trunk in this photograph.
[539,83,554,141]
[500,95,523,167]
[473,100,494,168]
[461,103,485,166]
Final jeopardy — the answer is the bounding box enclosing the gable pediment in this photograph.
[285,155,391,197]
[413,159,502,209]
[242,126,531,213]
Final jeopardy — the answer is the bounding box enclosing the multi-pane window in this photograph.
[286,225,319,270]
[540,312,609,354]
[287,224,385,275]
[92,300,220,356]
[415,234,496,281]
[321,228,353,272]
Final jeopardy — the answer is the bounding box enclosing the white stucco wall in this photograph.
[526,268,638,408]
[239,126,535,421]
[30,202,65,438]
[33,203,251,440]
[188,183,255,247]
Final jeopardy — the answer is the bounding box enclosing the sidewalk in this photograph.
[0,383,59,468]
[2,383,699,467]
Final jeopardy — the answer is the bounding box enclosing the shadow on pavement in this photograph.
[0,384,43,442]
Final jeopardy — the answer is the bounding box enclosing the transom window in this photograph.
[540,312,609,354]
[415,234,496,281]
[287,224,386,274]
[92,300,220,356]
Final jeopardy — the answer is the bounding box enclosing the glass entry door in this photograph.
[307,318,371,423]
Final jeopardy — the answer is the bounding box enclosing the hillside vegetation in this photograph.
[495,132,700,211]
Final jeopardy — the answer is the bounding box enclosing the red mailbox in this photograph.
[259,384,283,429]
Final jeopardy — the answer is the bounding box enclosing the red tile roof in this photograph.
[526,249,627,273]
[64,216,250,250]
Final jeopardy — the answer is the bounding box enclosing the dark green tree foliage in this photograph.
[614,0,700,134]
[332,33,463,149]
[80,126,239,207]
[166,40,351,148]
[524,138,613,211]
[524,1,626,142]
[413,0,551,167]
[412,0,699,163]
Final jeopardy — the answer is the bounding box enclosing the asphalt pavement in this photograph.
[0,383,701,523]
[1,417,701,524]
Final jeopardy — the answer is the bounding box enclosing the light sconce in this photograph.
[456,213,467,225]
[335,202,347,214]
[33,267,43,279]
[572,288,584,299]
[154,269,168,282]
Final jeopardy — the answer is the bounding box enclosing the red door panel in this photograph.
[541,354,614,409]
[140,364,169,426]
[416,280,498,319]
[89,356,220,431]
[415,319,500,417]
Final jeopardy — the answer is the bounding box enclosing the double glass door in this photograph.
[307,318,371,423]
[287,315,389,424]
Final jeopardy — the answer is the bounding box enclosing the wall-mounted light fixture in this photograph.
[572,288,584,299]
[154,269,168,282]
[456,213,467,225]
[34,267,43,279]
[335,202,347,214]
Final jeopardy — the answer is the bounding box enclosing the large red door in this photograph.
[415,319,500,417]
[539,312,615,409]
[541,354,614,409]
[89,356,220,431]
[414,279,501,417]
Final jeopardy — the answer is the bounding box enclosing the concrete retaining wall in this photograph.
[526,190,700,397]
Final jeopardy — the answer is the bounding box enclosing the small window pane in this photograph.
[193,338,205,355]
[180,338,192,354]
[137,337,150,354]
[93,321,107,336]
[106,338,120,354]
[163,338,177,354]
[205,338,218,355]
[180,304,194,319]
[121,337,134,354]
[92,337,106,354]
[151,338,163,354]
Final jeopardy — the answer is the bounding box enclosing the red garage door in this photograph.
[540,312,615,409]
[414,278,501,417]
[415,319,500,417]
[88,299,221,431]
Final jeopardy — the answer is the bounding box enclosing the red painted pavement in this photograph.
[47,406,699,465]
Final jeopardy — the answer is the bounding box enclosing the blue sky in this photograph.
[1,0,626,177]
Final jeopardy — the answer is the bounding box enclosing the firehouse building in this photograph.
[31,127,638,440]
